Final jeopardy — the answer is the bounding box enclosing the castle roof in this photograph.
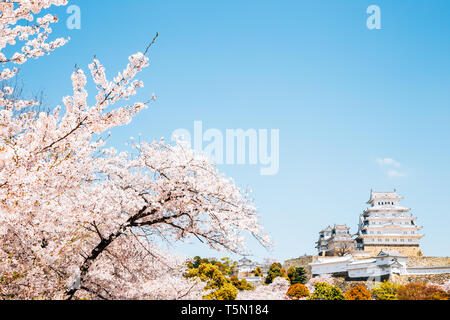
[376,250,407,258]
[364,204,410,213]
[334,224,350,230]
[311,255,354,265]
[347,258,376,266]
[238,257,253,264]
[367,190,403,204]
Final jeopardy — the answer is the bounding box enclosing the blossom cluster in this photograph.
[0,1,269,300]
[0,0,69,81]
[236,277,290,300]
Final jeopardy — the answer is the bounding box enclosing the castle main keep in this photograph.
[316,190,424,257]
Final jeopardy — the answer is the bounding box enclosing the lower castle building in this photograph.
[316,224,356,257]
[316,190,424,257]
[309,250,450,280]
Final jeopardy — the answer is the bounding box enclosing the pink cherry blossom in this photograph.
[237,277,290,300]
[0,1,270,300]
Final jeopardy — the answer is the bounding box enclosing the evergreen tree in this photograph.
[287,267,307,285]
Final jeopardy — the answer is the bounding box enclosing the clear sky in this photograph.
[18,0,450,263]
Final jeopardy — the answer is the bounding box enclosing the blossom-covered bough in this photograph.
[0,0,68,81]
[0,0,269,300]
[237,277,290,300]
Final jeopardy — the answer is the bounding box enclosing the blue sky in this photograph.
[18,0,450,262]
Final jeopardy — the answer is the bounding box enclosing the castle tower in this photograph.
[316,224,356,256]
[355,190,423,256]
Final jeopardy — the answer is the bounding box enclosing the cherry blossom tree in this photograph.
[0,0,269,300]
[306,274,334,293]
[236,277,290,300]
[443,280,450,293]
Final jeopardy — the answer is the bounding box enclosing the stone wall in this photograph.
[334,273,450,291]
[283,255,318,280]
[362,245,422,257]
[332,277,382,292]
[391,273,450,285]
[406,256,450,267]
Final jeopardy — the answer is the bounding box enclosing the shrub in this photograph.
[396,282,442,300]
[397,282,426,300]
[372,281,400,300]
[185,263,238,300]
[287,266,307,285]
[230,275,254,291]
[345,285,372,300]
[309,282,345,300]
[286,283,310,300]
[214,282,239,300]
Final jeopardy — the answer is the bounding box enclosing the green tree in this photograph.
[287,266,307,285]
[309,282,345,300]
[230,275,254,291]
[252,266,263,277]
[185,263,238,300]
[371,281,400,300]
[219,257,237,276]
[186,256,205,269]
[264,262,283,285]
[187,256,236,276]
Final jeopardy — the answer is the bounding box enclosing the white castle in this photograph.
[310,190,450,280]
[355,190,423,256]
[316,190,424,257]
